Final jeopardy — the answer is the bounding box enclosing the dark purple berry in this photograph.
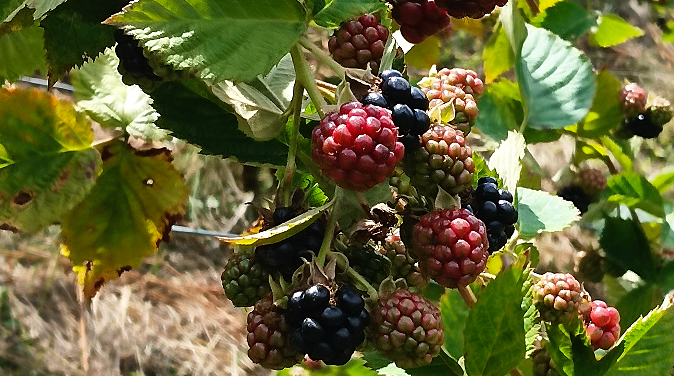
[336,287,365,315]
[499,189,513,203]
[273,207,294,224]
[331,327,353,350]
[408,86,430,111]
[382,76,412,104]
[363,92,388,108]
[380,69,403,81]
[392,104,415,134]
[480,201,498,221]
[320,306,346,328]
[301,317,325,342]
[497,200,518,224]
[478,176,497,186]
[302,285,330,312]
[412,109,431,136]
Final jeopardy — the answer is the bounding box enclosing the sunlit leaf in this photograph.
[516,187,580,238]
[590,13,644,48]
[0,23,46,83]
[0,87,100,233]
[61,141,189,297]
[488,130,526,194]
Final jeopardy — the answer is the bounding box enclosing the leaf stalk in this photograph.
[298,36,346,80]
[290,43,327,118]
[316,186,345,267]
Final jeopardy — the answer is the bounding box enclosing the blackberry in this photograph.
[328,14,389,73]
[624,112,664,139]
[221,253,271,307]
[247,295,303,369]
[557,184,591,214]
[435,0,508,19]
[383,231,429,289]
[255,207,326,279]
[311,101,404,191]
[286,285,369,365]
[583,300,621,350]
[114,29,162,88]
[618,82,647,118]
[391,0,452,44]
[533,272,582,323]
[362,70,431,153]
[341,244,391,287]
[467,177,517,253]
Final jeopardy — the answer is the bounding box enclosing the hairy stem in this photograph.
[458,284,477,309]
[279,82,305,206]
[328,250,379,299]
[299,36,346,80]
[291,43,327,118]
[316,187,345,267]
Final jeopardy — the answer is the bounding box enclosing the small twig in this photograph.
[77,285,89,376]
[279,82,305,206]
[457,285,477,309]
[525,0,540,15]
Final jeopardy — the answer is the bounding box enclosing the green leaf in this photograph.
[515,187,581,238]
[532,1,596,41]
[0,23,46,83]
[590,13,644,48]
[440,289,469,358]
[605,296,674,376]
[488,130,525,194]
[215,200,332,246]
[471,152,503,189]
[71,49,166,141]
[61,141,189,298]
[312,0,385,28]
[208,53,295,141]
[615,284,661,330]
[516,24,596,129]
[283,358,380,376]
[106,0,307,82]
[599,136,633,172]
[573,139,611,166]
[575,70,623,138]
[464,268,526,376]
[40,0,121,80]
[149,80,289,166]
[476,80,522,141]
[0,87,101,233]
[0,6,35,38]
[546,323,575,376]
[500,0,527,56]
[482,24,515,83]
[521,272,541,357]
[1,0,68,23]
[600,216,657,283]
[408,350,463,376]
[652,168,674,195]
[605,172,664,218]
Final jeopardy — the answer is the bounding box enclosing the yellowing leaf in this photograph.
[216,200,333,246]
[451,17,484,37]
[0,87,101,232]
[405,36,440,70]
[61,141,189,297]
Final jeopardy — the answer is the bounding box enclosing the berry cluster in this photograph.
[328,14,389,73]
[369,289,445,367]
[615,82,673,139]
[342,244,391,286]
[533,272,583,323]
[311,101,405,191]
[286,285,369,365]
[255,207,326,279]
[246,295,303,369]
[391,0,452,44]
[435,0,508,19]
[221,252,271,307]
[583,300,621,350]
[576,168,607,196]
[363,70,431,152]
[466,177,517,253]
[412,208,489,288]
[418,68,484,135]
[404,124,475,197]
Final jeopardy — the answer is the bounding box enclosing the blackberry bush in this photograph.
[221,252,271,307]
[328,14,389,73]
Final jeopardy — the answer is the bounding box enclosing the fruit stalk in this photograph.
[458,284,477,308]
[291,44,328,118]
[299,36,346,80]
[327,250,379,299]
[316,187,345,267]
[279,82,306,206]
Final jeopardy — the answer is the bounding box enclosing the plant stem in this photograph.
[299,36,346,80]
[328,250,379,299]
[509,367,525,376]
[525,0,540,15]
[279,82,305,206]
[316,187,345,267]
[458,285,477,309]
[291,43,327,119]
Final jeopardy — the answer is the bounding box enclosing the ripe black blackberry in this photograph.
[624,112,663,139]
[114,29,162,87]
[255,207,326,279]
[557,184,591,214]
[466,177,517,253]
[286,285,369,365]
[362,69,431,152]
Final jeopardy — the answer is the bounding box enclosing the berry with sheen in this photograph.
[391,0,452,44]
[312,101,404,191]
[328,14,389,73]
